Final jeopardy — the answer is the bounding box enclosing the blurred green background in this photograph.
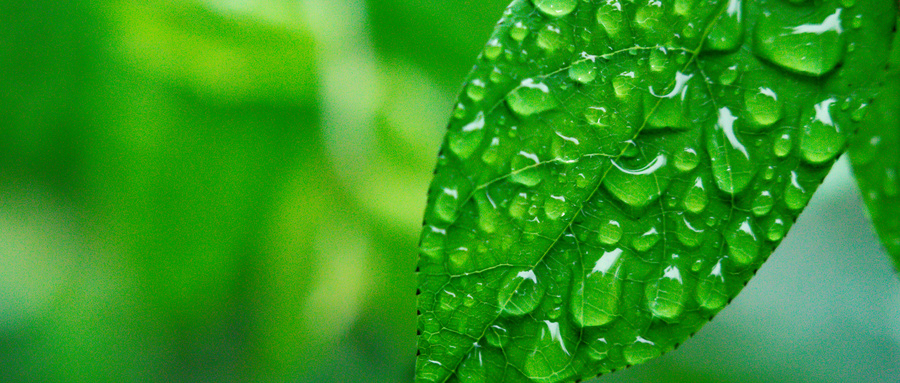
[2,0,898,382]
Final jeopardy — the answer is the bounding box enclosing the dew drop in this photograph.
[537,24,564,52]
[773,132,793,157]
[725,216,759,265]
[596,1,627,40]
[645,71,694,130]
[486,324,509,348]
[506,78,559,117]
[707,107,756,194]
[419,226,447,261]
[586,337,610,361]
[744,87,783,128]
[569,56,597,84]
[510,151,546,186]
[466,79,486,102]
[545,195,568,220]
[623,337,660,365]
[484,39,502,60]
[705,0,744,52]
[677,214,705,248]
[604,154,670,208]
[784,171,810,210]
[598,220,623,245]
[571,248,624,327]
[497,269,546,316]
[800,98,845,164]
[633,227,661,252]
[674,148,700,172]
[751,190,774,217]
[683,177,709,213]
[474,192,500,234]
[533,0,577,17]
[767,217,786,241]
[753,8,846,76]
[696,260,728,310]
[510,21,529,42]
[448,111,486,159]
[645,262,686,319]
[434,187,460,223]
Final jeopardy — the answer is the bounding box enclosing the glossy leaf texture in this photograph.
[416,1,898,382]
[850,17,900,270]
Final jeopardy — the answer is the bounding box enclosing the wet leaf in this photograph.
[850,17,900,270]
[416,1,898,382]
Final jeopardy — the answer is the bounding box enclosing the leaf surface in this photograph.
[850,16,900,270]
[417,1,898,382]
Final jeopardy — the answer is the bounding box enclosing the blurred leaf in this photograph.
[416,1,897,382]
[850,18,900,270]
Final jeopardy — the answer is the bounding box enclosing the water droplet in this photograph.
[707,107,756,194]
[598,220,623,245]
[623,337,660,365]
[481,137,502,166]
[545,195,568,220]
[596,1,627,40]
[571,248,624,326]
[507,78,559,117]
[851,103,869,122]
[675,0,694,16]
[486,324,509,348]
[646,262,686,319]
[604,153,670,208]
[753,8,845,76]
[851,14,863,29]
[725,216,759,265]
[767,217,786,241]
[510,151,546,186]
[474,192,500,234]
[683,177,709,213]
[744,87,783,127]
[569,55,597,84]
[497,269,546,316]
[885,168,898,197]
[632,226,661,252]
[420,226,447,261]
[751,191,774,216]
[448,112,486,159]
[645,71,694,130]
[524,321,576,381]
[434,187,461,223]
[509,192,531,219]
[586,336,610,360]
[677,215,705,248]
[784,171,810,210]
[510,21,529,42]
[800,98,845,164]
[457,347,487,383]
[484,39,502,60]
[705,0,744,52]
[675,148,699,172]
[466,79,486,101]
[453,103,467,119]
[612,71,637,98]
[696,260,727,310]
[537,24,564,52]
[533,0,577,17]
[774,132,793,157]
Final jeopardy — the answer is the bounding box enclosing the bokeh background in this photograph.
[2,0,899,382]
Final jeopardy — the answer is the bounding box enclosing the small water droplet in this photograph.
[448,112,486,159]
[510,151,546,186]
[677,214,705,248]
[705,0,744,52]
[571,248,625,326]
[604,154,670,208]
[434,187,461,223]
[774,132,793,157]
[767,217,786,241]
[484,39,502,60]
[674,148,699,172]
[744,87,783,127]
[537,23,564,52]
[569,56,597,84]
[545,195,568,220]
[707,107,755,194]
[466,79,486,102]
[683,177,709,213]
[784,171,810,210]
[510,21,529,42]
[623,337,660,365]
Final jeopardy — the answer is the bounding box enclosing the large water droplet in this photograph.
[434,187,461,223]
[466,79,486,102]
[510,21,529,42]
[725,216,759,265]
[448,111,486,159]
[753,8,846,76]
[697,260,727,310]
[645,263,687,319]
[623,337,661,365]
[569,55,597,84]
[683,177,709,213]
[571,248,624,327]
[507,79,559,117]
[800,98,845,164]
[457,347,487,383]
[596,1,627,40]
[677,214,705,248]
[533,0,577,17]
[510,151,546,186]
[420,226,447,261]
[524,321,577,382]
[598,219,623,245]
[474,192,500,234]
[497,269,546,316]
[544,195,568,220]
[744,87,783,128]
[645,72,694,130]
[604,153,670,208]
[705,0,744,52]
[707,107,756,194]
[632,226,661,252]
[751,190,774,217]
[537,24,564,52]
[675,148,700,172]
[784,171,811,210]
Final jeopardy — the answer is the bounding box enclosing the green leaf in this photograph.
[850,17,900,269]
[416,1,898,382]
